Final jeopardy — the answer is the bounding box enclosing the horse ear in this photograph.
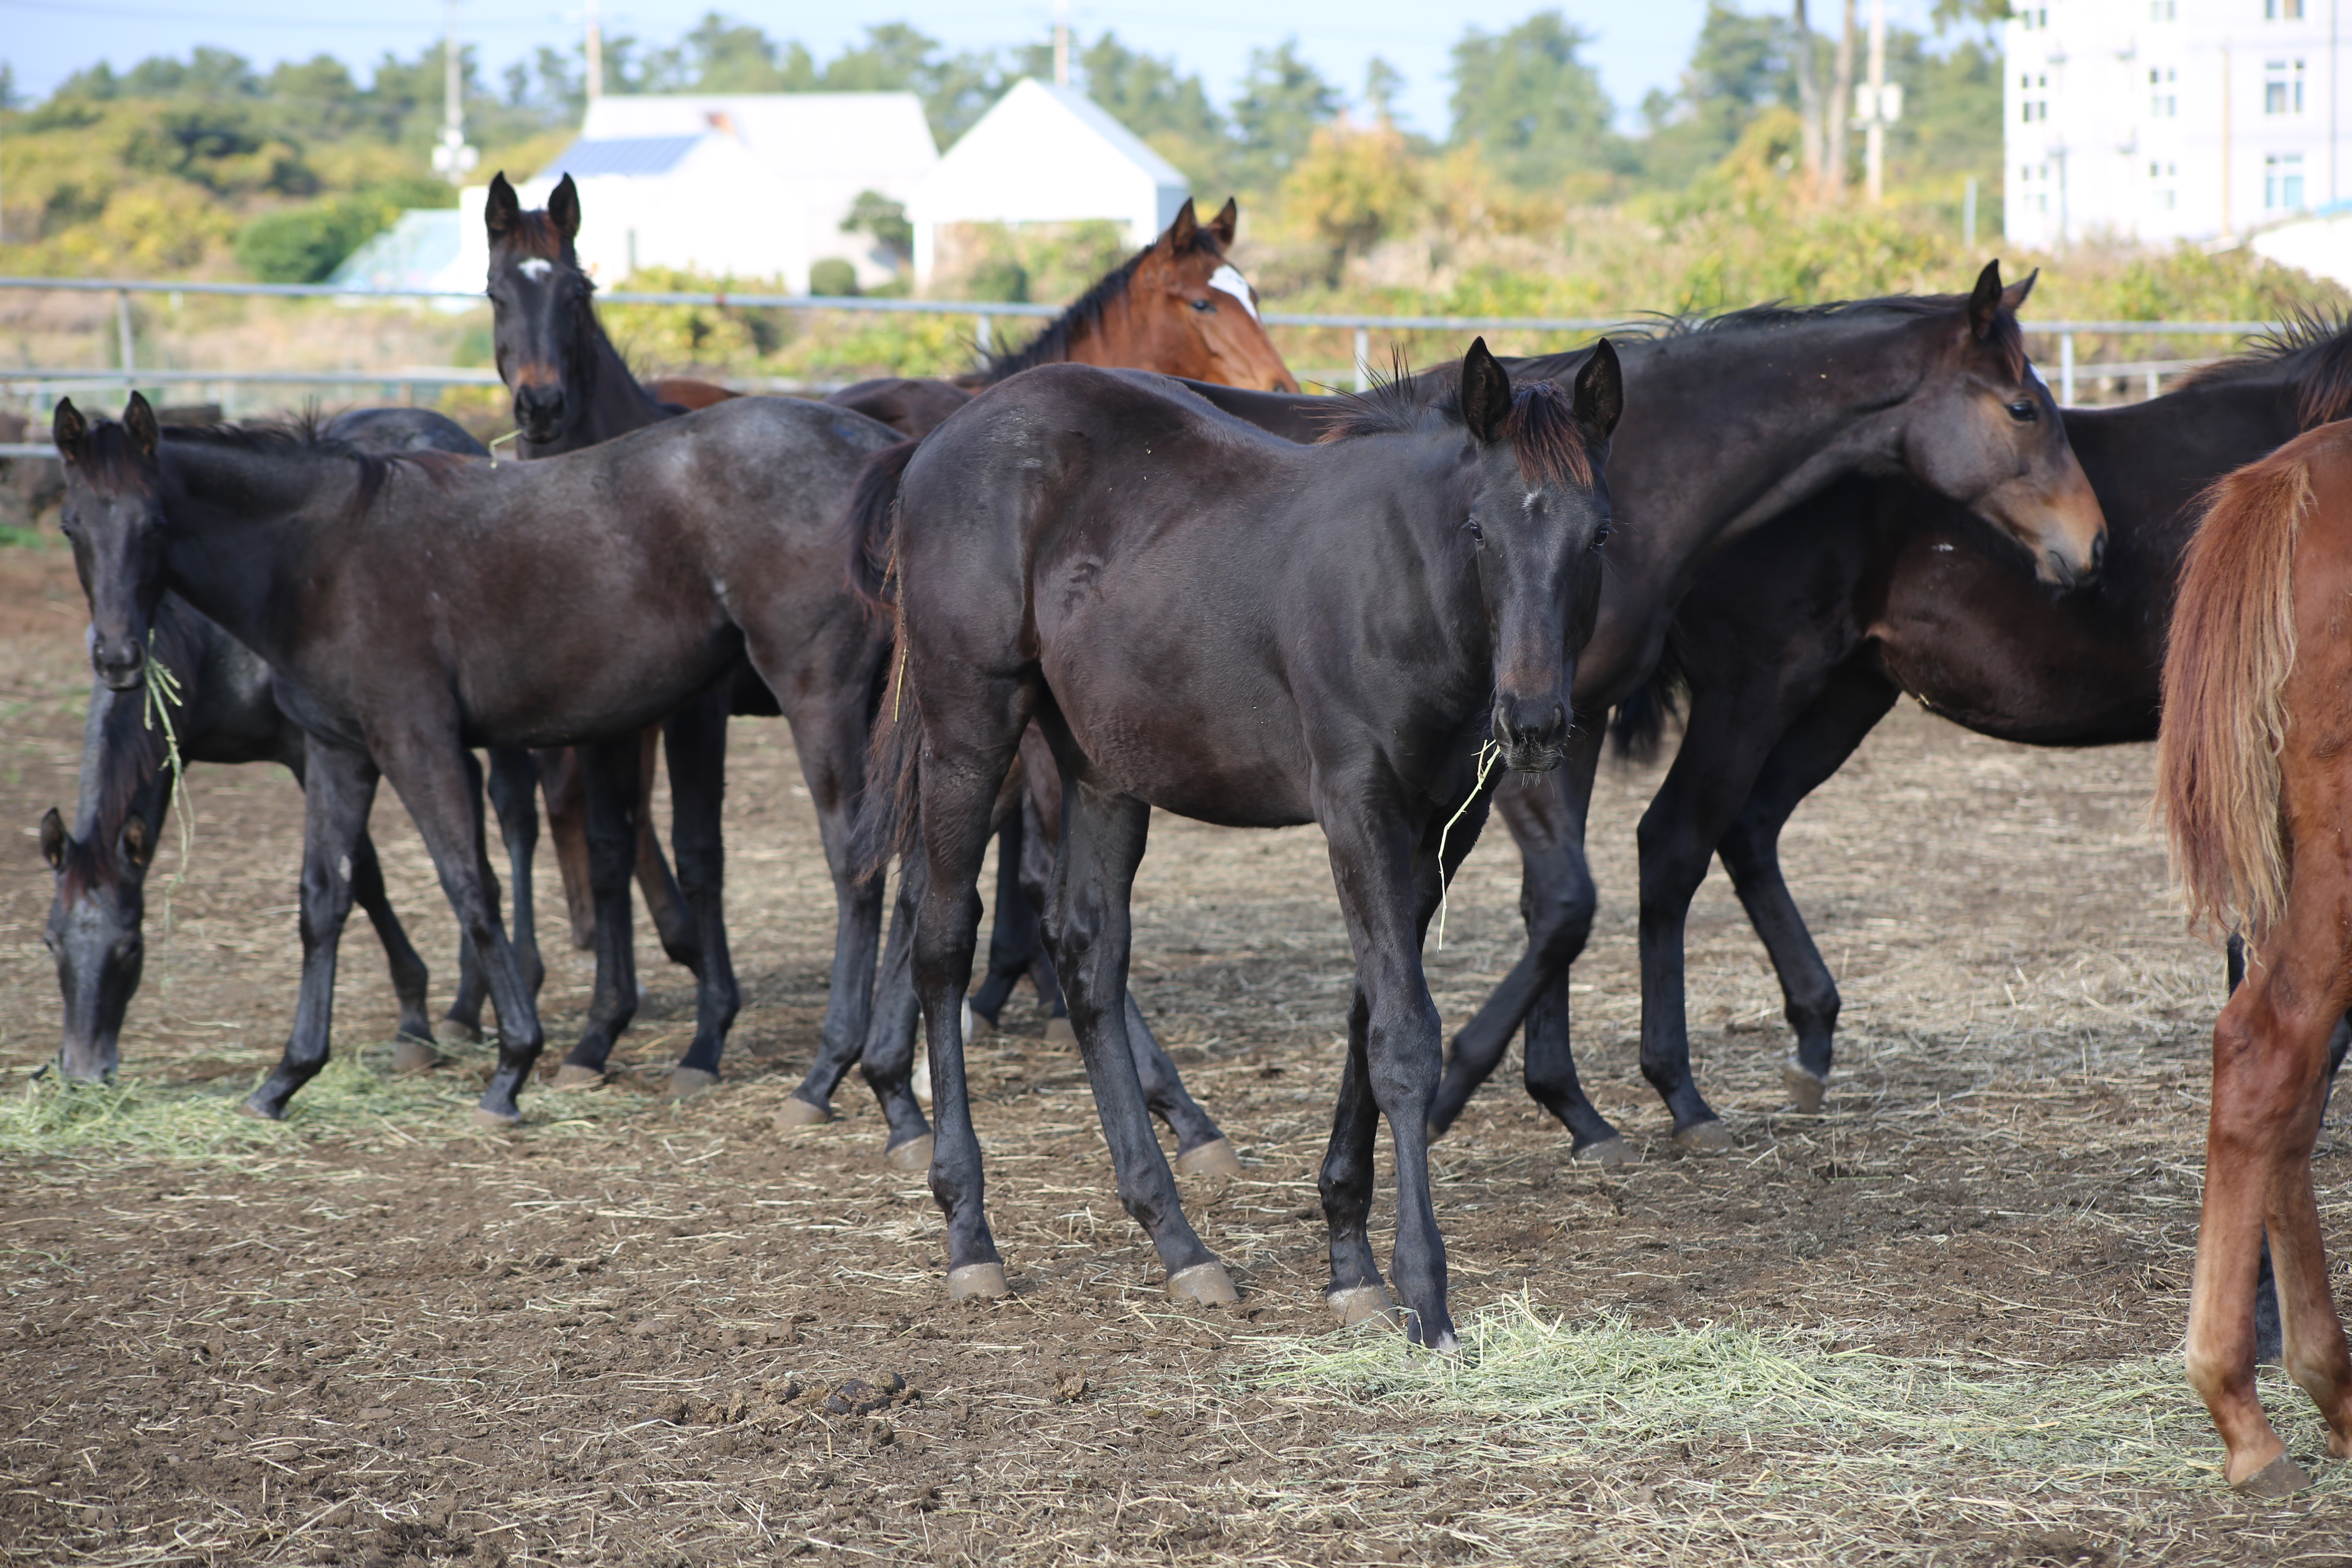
[40,807,68,871]
[1571,339,1624,442]
[548,174,581,245]
[53,399,87,466]
[123,392,160,461]
[1161,198,1199,254]
[1967,259,2006,341]
[2000,267,2040,312]
[120,814,154,870]
[485,172,520,241]
[1460,337,1512,445]
[1207,198,1238,249]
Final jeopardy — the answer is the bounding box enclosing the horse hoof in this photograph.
[664,1067,720,1102]
[1175,1138,1243,1179]
[441,1018,483,1046]
[1327,1284,1399,1328]
[773,1095,833,1128]
[1782,1062,1828,1115]
[1166,1261,1239,1306]
[550,1064,606,1091]
[390,1037,445,1076]
[472,1106,522,1130]
[2234,1452,2313,1496]
[1675,1119,1734,1152]
[1572,1136,1635,1167]
[237,1096,281,1122]
[885,1133,935,1172]
[1045,1016,1077,1049]
[947,1262,1009,1301]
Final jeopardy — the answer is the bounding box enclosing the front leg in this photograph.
[553,736,643,1084]
[662,684,740,1098]
[246,739,378,1119]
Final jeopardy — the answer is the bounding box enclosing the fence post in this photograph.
[1354,327,1370,392]
[2059,331,2076,405]
[975,310,992,356]
[116,289,136,392]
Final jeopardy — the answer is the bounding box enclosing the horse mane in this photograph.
[1317,358,1594,488]
[976,223,1232,386]
[2155,427,2335,948]
[160,413,468,522]
[2174,305,2352,429]
[1679,293,2030,382]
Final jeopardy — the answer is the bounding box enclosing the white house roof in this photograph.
[576,93,937,185]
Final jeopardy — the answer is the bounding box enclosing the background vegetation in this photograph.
[0,7,2341,389]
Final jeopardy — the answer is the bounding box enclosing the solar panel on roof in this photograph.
[542,135,703,179]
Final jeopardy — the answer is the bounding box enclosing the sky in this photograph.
[0,0,1951,137]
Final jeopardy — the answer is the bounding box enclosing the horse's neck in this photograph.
[526,325,674,457]
[156,449,339,666]
[72,598,196,840]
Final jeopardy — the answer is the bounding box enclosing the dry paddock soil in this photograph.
[2,542,2350,1568]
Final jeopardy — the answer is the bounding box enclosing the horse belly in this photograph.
[1050,664,1313,827]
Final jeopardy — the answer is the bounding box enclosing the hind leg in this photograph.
[445,750,499,1043]
[854,861,935,1158]
[639,724,700,975]
[554,737,642,1082]
[539,746,597,951]
[246,740,378,1118]
[486,747,543,999]
[773,677,887,1120]
[663,686,740,1096]
[347,826,435,1055]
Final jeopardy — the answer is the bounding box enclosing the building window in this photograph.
[2266,60,2307,114]
[2150,66,2177,116]
[2266,0,2306,17]
[2267,152,2307,209]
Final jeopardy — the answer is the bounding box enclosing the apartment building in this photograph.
[2006,0,2345,246]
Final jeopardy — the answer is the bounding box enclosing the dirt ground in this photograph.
[2,538,2349,1567]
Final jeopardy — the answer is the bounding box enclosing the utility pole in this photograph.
[1826,0,1857,196]
[432,0,479,187]
[1864,0,1889,203]
[1054,0,1071,88]
[1793,0,1824,194]
[586,0,604,107]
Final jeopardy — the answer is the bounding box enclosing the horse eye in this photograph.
[1591,523,1614,552]
[2007,399,2038,423]
[1466,518,1484,542]
[1189,297,1215,312]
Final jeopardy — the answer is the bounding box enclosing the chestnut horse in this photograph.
[2159,420,2352,1494]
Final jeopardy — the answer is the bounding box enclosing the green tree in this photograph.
[1638,4,1803,189]
[1448,11,1619,189]
[1229,39,1341,192]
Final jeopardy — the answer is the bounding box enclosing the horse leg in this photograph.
[1019,759,1070,1024]
[445,750,499,1044]
[1315,783,1458,1349]
[969,812,1035,1027]
[347,827,438,1067]
[538,746,597,951]
[1713,663,1899,1110]
[662,686,739,1098]
[1041,770,1229,1301]
[1430,766,1598,1140]
[639,724,701,975]
[852,860,934,1158]
[245,740,378,1119]
[553,736,642,1084]
[486,747,543,998]
[1122,993,1236,1174]
[773,679,888,1121]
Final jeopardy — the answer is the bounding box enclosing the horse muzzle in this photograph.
[91,636,145,692]
[512,382,568,444]
[1493,694,1570,774]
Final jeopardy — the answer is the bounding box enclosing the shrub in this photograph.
[808,257,860,297]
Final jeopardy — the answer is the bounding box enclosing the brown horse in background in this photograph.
[2159,421,2352,1494]
[648,196,1296,433]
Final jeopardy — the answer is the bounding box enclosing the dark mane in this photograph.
[976,223,1230,385]
[2175,305,2352,428]
[1682,293,2028,381]
[158,413,469,520]
[1316,357,1592,487]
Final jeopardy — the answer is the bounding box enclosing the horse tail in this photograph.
[851,635,923,885]
[841,438,920,617]
[1609,643,1688,763]
[2156,442,2319,948]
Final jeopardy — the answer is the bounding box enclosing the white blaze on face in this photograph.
[1207,264,1260,321]
[519,258,554,282]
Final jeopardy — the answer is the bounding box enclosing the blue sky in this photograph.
[0,0,1949,137]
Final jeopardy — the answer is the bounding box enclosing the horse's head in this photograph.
[1123,198,1299,392]
[1907,261,2107,587]
[53,395,166,693]
[1460,337,1624,773]
[485,170,597,444]
[40,804,154,1084]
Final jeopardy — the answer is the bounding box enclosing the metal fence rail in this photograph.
[0,272,2297,414]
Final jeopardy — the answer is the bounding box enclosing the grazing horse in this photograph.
[1603,314,2352,1135]
[52,390,900,1123]
[858,342,1623,1342]
[37,408,539,1084]
[2157,419,2352,1494]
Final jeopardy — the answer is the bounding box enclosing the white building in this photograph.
[906,79,1191,284]
[2006,0,2346,248]
[460,93,937,292]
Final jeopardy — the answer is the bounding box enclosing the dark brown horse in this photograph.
[53,390,900,1123]
[856,343,1624,1341]
[2158,419,2352,1494]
